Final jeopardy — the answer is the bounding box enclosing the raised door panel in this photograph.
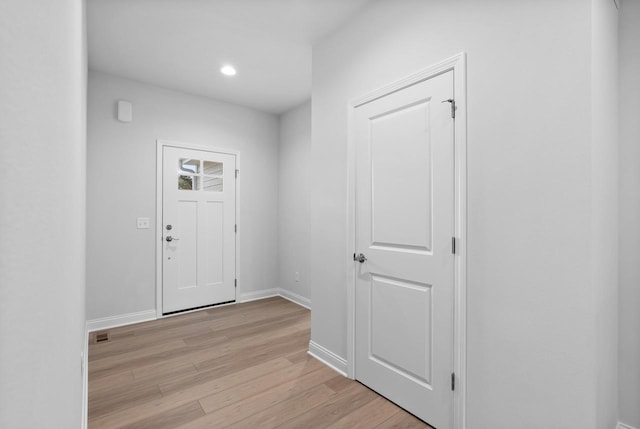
[370,100,432,252]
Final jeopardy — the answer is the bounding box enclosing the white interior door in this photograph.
[354,71,454,428]
[162,146,236,314]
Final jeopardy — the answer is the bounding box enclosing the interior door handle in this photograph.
[165,236,180,242]
[353,253,367,263]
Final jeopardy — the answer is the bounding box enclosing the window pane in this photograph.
[178,175,200,190]
[203,161,223,175]
[179,159,200,174]
[203,176,223,192]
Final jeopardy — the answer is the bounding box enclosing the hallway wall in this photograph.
[87,71,280,320]
[278,101,312,306]
[618,0,640,427]
[310,0,618,427]
[591,0,619,427]
[0,0,87,426]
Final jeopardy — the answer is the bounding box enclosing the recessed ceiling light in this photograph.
[220,65,237,76]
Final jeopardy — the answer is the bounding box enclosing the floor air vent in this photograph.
[95,332,109,343]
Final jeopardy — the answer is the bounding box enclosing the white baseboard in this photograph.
[278,288,311,310]
[308,340,348,377]
[618,423,638,429]
[81,321,89,429]
[87,309,157,332]
[87,289,308,333]
[237,288,280,303]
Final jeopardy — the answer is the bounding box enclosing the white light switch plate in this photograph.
[137,217,150,229]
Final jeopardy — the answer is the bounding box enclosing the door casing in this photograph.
[346,52,467,429]
[155,139,241,319]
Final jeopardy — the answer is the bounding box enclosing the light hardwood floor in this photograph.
[88,297,432,428]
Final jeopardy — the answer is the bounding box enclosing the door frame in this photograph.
[155,139,240,319]
[346,53,467,429]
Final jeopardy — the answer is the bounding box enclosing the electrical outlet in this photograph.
[295,272,300,282]
[137,217,150,229]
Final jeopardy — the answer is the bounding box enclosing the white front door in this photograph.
[162,146,236,314]
[354,71,455,428]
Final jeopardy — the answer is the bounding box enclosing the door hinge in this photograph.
[451,372,456,391]
[235,169,239,179]
[234,279,237,288]
[451,237,456,255]
[235,224,237,233]
[442,98,456,119]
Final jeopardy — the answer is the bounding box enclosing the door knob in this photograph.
[353,253,367,263]
[166,236,180,242]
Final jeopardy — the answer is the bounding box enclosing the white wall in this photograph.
[278,101,312,306]
[618,0,640,427]
[87,71,280,320]
[591,1,619,428]
[310,0,618,427]
[0,0,87,427]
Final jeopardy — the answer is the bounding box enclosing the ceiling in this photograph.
[87,0,371,114]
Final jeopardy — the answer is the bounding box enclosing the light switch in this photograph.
[137,217,150,229]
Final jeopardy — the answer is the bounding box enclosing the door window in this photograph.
[177,159,223,192]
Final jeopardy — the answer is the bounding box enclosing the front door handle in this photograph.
[353,253,367,263]
[166,236,180,242]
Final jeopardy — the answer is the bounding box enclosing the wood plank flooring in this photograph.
[88,297,432,428]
